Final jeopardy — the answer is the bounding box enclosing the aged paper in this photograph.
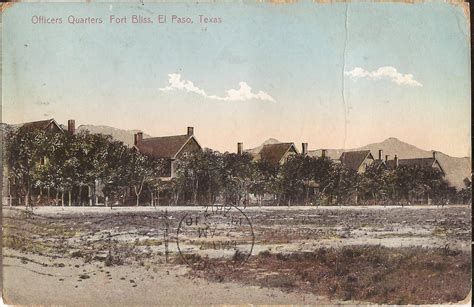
[1,1,471,305]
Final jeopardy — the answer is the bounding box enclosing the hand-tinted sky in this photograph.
[2,2,470,157]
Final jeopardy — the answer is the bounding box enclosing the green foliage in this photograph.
[220,152,254,206]
[394,166,453,203]
[6,128,165,206]
[6,127,49,206]
[174,149,222,205]
[321,163,360,205]
[5,127,462,206]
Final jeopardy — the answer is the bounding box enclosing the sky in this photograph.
[2,1,471,157]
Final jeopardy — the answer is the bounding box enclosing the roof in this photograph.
[372,159,387,169]
[308,149,343,160]
[400,158,437,168]
[259,143,297,165]
[339,150,373,171]
[387,157,444,174]
[385,160,397,169]
[20,119,62,131]
[137,134,200,159]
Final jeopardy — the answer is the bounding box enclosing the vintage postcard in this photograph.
[1,0,472,305]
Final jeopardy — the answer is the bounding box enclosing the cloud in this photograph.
[159,73,276,102]
[344,66,422,87]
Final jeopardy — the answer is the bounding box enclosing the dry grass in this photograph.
[2,207,471,304]
[190,245,472,304]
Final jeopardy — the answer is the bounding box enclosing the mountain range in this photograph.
[247,138,471,191]
[75,125,153,145]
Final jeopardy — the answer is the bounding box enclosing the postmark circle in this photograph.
[176,204,255,268]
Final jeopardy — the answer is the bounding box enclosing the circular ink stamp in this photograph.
[176,204,254,268]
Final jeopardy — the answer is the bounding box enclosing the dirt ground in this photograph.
[2,205,472,305]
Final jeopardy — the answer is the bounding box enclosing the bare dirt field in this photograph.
[2,205,472,305]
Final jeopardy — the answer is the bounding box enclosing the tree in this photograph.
[420,167,455,204]
[6,127,47,208]
[323,163,359,205]
[197,149,222,205]
[253,160,280,205]
[220,152,253,206]
[174,150,212,205]
[46,132,77,206]
[278,155,310,205]
[76,132,114,206]
[393,165,451,205]
[166,178,182,206]
[100,140,134,208]
[458,179,472,205]
[127,151,163,206]
[359,164,392,205]
[307,156,333,205]
[248,161,267,207]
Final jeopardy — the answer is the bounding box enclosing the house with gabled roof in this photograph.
[339,150,376,173]
[386,152,445,175]
[257,142,299,166]
[15,118,77,135]
[371,149,389,170]
[133,127,202,179]
[3,118,76,206]
[18,118,63,133]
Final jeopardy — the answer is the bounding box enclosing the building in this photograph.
[18,118,64,133]
[2,118,75,206]
[339,150,376,173]
[256,142,299,166]
[133,127,202,179]
[386,151,445,175]
[10,118,76,135]
[371,149,388,170]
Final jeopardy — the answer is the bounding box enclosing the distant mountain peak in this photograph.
[306,137,470,190]
[262,138,280,145]
[76,125,152,146]
[245,138,281,154]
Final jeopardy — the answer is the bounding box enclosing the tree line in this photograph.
[172,149,469,206]
[4,127,471,207]
[5,127,163,208]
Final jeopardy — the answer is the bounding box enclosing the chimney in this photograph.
[67,119,75,135]
[385,155,389,162]
[394,154,399,167]
[237,142,243,155]
[301,143,308,156]
[378,149,383,161]
[187,127,194,136]
[321,149,327,159]
[134,132,143,147]
[432,151,437,160]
